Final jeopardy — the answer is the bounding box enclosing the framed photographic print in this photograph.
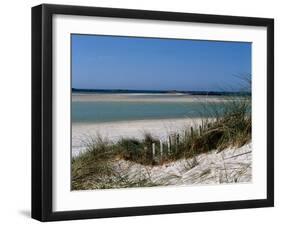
[31,4,274,221]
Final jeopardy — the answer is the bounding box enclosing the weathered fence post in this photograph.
[175,134,178,153]
[152,143,155,159]
[168,137,171,154]
[160,140,163,158]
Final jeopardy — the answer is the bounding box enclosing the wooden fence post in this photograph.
[160,140,163,158]
[190,126,194,138]
[152,143,155,159]
[168,137,171,155]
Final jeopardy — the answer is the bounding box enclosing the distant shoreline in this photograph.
[72,88,250,96]
[72,93,229,103]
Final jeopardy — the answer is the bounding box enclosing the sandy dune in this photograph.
[113,143,252,186]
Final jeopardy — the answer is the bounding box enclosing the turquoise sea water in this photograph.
[72,99,226,123]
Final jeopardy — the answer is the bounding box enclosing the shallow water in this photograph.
[72,95,226,123]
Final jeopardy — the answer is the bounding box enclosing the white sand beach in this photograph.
[72,117,206,157]
[72,93,228,103]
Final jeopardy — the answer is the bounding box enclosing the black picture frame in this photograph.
[31,3,274,222]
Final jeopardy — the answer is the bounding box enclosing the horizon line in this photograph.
[72,88,250,93]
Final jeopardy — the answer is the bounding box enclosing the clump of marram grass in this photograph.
[71,135,114,190]
[71,135,159,190]
[72,91,252,190]
[186,96,251,155]
[113,132,178,166]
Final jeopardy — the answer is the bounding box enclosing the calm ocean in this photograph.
[72,99,226,123]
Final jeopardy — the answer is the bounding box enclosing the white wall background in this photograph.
[0,0,279,225]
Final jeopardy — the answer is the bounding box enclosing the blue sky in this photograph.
[72,34,251,91]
